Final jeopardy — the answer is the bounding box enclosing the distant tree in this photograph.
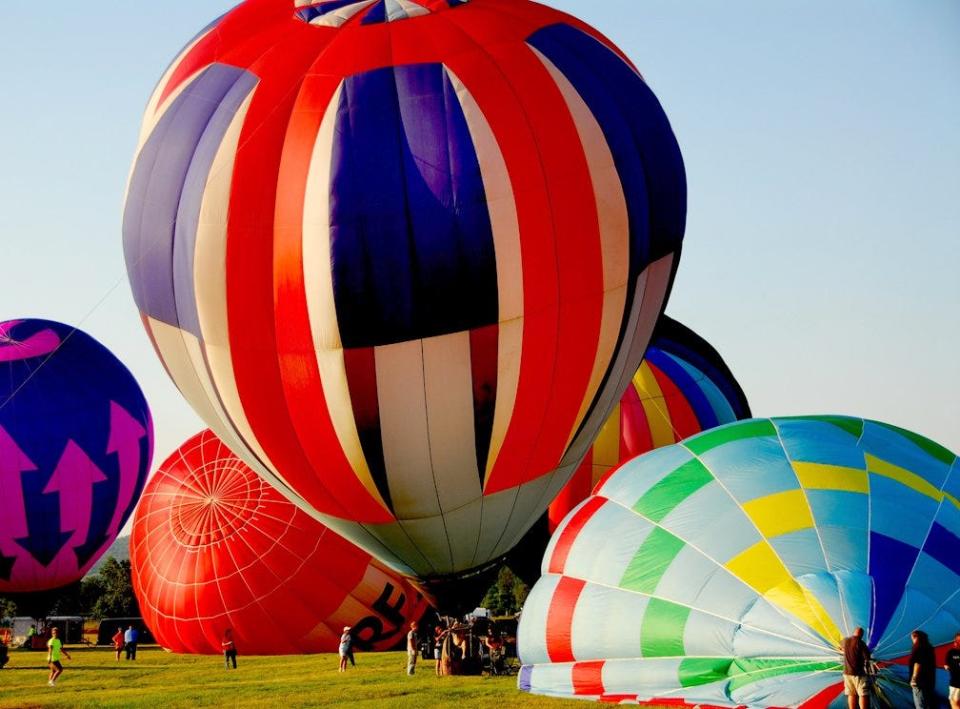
[481,566,529,616]
[0,597,16,623]
[88,558,140,620]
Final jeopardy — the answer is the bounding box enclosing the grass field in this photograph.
[0,646,581,709]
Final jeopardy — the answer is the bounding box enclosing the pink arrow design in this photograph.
[105,402,148,538]
[0,323,62,363]
[0,425,36,541]
[43,440,107,544]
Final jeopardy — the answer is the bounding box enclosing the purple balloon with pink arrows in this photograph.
[0,319,153,592]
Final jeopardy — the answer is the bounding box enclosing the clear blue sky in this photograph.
[2,0,958,513]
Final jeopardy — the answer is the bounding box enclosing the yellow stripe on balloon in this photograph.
[591,403,622,482]
[866,454,960,510]
[793,462,869,494]
[742,490,814,538]
[634,363,675,448]
[725,540,841,645]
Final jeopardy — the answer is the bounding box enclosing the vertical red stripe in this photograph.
[572,660,605,696]
[548,496,606,574]
[545,576,586,663]
[273,58,394,522]
[225,26,361,521]
[649,363,700,441]
[469,325,499,484]
[620,381,654,459]
[548,453,594,533]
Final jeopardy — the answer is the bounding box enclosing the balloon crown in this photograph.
[295,0,469,27]
[170,458,264,548]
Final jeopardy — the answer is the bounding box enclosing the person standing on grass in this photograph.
[943,632,960,709]
[842,627,872,709]
[222,628,237,670]
[112,627,124,662]
[124,625,139,660]
[46,627,71,687]
[406,621,418,676]
[338,627,352,672]
[909,629,937,709]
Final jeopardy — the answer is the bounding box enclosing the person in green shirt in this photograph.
[46,627,71,687]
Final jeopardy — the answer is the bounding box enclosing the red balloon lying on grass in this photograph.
[130,430,428,655]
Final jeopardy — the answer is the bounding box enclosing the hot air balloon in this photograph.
[518,416,959,707]
[0,319,152,592]
[130,430,429,655]
[505,316,750,588]
[548,315,751,531]
[121,0,687,583]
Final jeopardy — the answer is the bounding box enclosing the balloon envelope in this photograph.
[0,319,153,592]
[547,315,751,531]
[518,416,959,707]
[122,0,686,580]
[130,430,429,655]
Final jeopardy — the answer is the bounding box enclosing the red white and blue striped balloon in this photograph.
[122,0,686,580]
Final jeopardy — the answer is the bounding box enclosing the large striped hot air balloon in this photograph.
[547,315,751,531]
[0,319,153,592]
[122,0,687,582]
[518,416,960,708]
[130,430,428,655]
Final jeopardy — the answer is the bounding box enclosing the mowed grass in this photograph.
[0,646,588,709]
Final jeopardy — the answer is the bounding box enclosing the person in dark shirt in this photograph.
[943,632,960,709]
[221,628,237,670]
[842,627,872,709]
[909,629,937,709]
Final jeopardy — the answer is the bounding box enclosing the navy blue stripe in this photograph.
[652,316,752,419]
[526,23,686,281]
[923,522,960,578]
[122,64,255,336]
[330,63,498,348]
[645,348,719,430]
[360,0,387,24]
[869,532,919,643]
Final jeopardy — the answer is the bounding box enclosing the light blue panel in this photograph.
[861,420,951,489]
[516,574,560,665]
[796,572,846,638]
[682,608,738,655]
[691,567,771,630]
[769,528,829,577]
[739,596,834,652]
[570,582,649,662]
[663,353,737,423]
[563,501,654,588]
[806,489,869,571]
[661,481,760,563]
[920,607,960,648]
[700,436,799,502]
[731,669,844,709]
[526,662,574,698]
[833,570,875,635]
[733,617,834,657]
[774,418,867,469]
[869,475,938,546]
[598,444,694,508]
[599,657,697,701]
[655,544,744,612]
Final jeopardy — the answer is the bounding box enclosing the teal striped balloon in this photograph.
[518,416,959,708]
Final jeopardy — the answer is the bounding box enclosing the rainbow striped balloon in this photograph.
[121,0,686,581]
[519,416,959,708]
[548,316,751,531]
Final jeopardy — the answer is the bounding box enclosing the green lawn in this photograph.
[0,646,579,708]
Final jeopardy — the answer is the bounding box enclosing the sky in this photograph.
[1,0,958,525]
